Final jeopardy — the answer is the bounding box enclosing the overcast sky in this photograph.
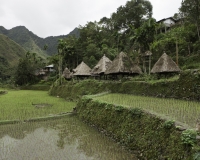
[0,0,182,38]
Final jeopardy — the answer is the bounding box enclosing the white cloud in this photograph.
[0,0,182,38]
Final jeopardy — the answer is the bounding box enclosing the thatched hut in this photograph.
[105,52,143,76]
[91,54,112,79]
[73,61,91,78]
[62,67,73,79]
[151,52,181,74]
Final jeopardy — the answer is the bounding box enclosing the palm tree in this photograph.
[57,39,67,85]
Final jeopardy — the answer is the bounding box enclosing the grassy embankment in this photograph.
[92,93,200,128]
[0,90,76,122]
[77,96,199,159]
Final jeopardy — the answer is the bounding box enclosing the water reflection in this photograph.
[0,115,136,160]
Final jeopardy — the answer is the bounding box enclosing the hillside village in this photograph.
[1,0,200,160]
[35,16,184,82]
[0,0,199,86]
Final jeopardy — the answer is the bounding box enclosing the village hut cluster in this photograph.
[62,51,181,80]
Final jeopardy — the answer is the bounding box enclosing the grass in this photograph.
[93,93,200,128]
[0,90,76,121]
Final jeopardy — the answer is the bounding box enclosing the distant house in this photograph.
[44,64,55,72]
[157,17,179,33]
[35,64,55,80]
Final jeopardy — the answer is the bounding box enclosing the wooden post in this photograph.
[149,55,151,75]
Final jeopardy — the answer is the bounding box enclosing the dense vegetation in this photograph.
[2,0,200,86]
[93,93,199,128]
[52,0,200,72]
[14,51,47,85]
[77,97,198,159]
[0,34,26,65]
[0,34,27,82]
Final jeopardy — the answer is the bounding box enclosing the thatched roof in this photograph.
[91,54,112,75]
[151,52,181,73]
[73,61,91,76]
[105,52,143,75]
[62,67,72,79]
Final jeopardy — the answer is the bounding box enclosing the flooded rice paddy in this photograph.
[0,115,136,160]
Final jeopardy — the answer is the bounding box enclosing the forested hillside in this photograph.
[1,0,200,85]
[0,26,79,57]
[0,34,26,81]
[0,34,26,66]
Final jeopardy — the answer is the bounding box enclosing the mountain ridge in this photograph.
[0,33,26,66]
[0,26,79,56]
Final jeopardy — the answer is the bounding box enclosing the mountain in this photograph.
[0,26,79,57]
[42,28,79,56]
[0,34,26,66]
[0,33,27,80]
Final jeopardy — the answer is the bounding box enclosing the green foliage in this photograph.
[2,1,200,72]
[93,92,200,128]
[75,0,153,67]
[194,152,200,160]
[162,120,175,129]
[0,26,79,57]
[105,104,113,110]
[181,129,197,146]
[77,97,195,159]
[49,79,110,101]
[129,108,143,117]
[0,56,13,82]
[179,0,200,27]
[133,18,157,51]
[114,105,124,112]
[14,52,45,85]
[0,34,26,66]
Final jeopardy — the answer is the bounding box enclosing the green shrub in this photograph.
[181,129,197,146]
[193,152,200,160]
[114,105,124,112]
[162,120,175,129]
[129,108,143,117]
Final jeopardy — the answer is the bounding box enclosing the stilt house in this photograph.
[73,61,91,78]
[91,54,112,78]
[105,52,143,76]
[151,52,181,74]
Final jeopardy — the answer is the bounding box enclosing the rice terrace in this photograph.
[0,89,138,160]
[0,90,75,121]
[92,93,200,128]
[2,0,200,159]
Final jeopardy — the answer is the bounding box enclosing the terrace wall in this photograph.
[49,70,200,101]
[76,97,197,159]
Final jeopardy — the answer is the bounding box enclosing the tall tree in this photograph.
[130,18,157,52]
[180,0,200,40]
[111,0,152,31]
[57,39,67,85]
[15,52,44,85]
